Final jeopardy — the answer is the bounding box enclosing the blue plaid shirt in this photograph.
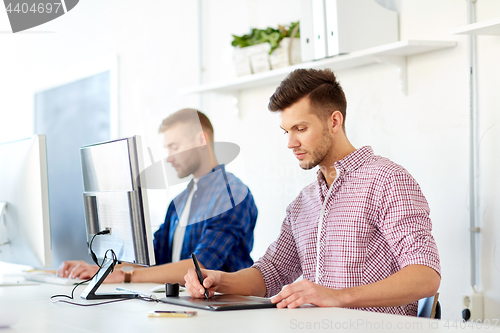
[153,165,258,272]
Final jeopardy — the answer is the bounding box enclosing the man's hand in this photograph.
[184,268,222,298]
[271,279,342,309]
[57,260,97,279]
[57,260,125,283]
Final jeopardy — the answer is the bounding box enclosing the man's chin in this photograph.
[176,171,190,179]
[299,160,317,170]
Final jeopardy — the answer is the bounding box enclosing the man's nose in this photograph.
[287,134,299,150]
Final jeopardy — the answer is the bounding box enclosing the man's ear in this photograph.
[197,131,208,146]
[330,111,344,134]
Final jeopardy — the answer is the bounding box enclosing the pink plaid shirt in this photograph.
[253,146,440,316]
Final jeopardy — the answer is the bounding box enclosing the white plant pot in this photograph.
[248,43,271,74]
[233,47,252,77]
[269,37,302,70]
[233,43,271,76]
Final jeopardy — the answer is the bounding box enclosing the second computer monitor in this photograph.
[80,135,155,266]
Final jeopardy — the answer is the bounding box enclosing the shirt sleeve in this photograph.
[379,169,441,276]
[252,202,303,298]
[153,201,175,265]
[192,190,256,270]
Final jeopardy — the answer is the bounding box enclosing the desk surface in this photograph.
[0,282,483,333]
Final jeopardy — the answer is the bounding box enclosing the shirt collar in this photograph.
[186,164,226,192]
[316,146,374,184]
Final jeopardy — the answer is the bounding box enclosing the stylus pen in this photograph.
[191,253,209,299]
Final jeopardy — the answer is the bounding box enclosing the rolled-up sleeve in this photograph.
[379,170,441,276]
[252,205,303,298]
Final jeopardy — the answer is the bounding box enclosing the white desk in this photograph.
[0,283,483,333]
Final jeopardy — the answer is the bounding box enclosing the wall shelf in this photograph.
[451,17,500,35]
[180,40,457,96]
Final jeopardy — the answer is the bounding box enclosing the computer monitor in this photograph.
[79,135,155,299]
[0,135,52,268]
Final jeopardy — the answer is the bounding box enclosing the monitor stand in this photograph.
[80,257,138,300]
[0,202,7,219]
[0,202,10,248]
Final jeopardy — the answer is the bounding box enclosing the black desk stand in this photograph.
[80,258,138,300]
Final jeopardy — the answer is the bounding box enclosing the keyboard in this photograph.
[24,272,85,286]
[0,277,39,286]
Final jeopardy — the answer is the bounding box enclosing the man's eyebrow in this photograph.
[280,122,309,131]
[166,142,178,148]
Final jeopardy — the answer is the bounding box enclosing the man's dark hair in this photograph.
[158,108,214,142]
[268,68,347,128]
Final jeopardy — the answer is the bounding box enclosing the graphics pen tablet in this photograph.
[159,294,277,311]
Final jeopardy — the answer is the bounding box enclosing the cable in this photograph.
[88,229,110,266]
[50,250,112,304]
[50,298,131,306]
[50,294,158,306]
[50,276,93,301]
[50,229,143,307]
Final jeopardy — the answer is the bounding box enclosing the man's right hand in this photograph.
[184,268,222,298]
[57,260,126,283]
[57,260,99,280]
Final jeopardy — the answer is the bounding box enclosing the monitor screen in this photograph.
[0,135,51,268]
[80,136,155,266]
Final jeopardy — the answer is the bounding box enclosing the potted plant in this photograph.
[231,21,301,76]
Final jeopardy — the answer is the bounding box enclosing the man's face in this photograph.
[280,97,333,170]
[163,123,203,179]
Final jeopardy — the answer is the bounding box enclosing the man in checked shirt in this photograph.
[185,69,441,316]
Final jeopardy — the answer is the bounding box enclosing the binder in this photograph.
[325,0,398,57]
[299,0,328,62]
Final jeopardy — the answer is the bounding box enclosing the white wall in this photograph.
[474,0,500,321]
[1,0,499,321]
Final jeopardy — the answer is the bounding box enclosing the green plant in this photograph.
[231,21,300,54]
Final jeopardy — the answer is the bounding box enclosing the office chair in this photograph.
[418,292,441,319]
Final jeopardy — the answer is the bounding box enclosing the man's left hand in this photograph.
[271,279,342,309]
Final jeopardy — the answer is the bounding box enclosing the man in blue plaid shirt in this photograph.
[58,109,258,284]
[152,109,258,277]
